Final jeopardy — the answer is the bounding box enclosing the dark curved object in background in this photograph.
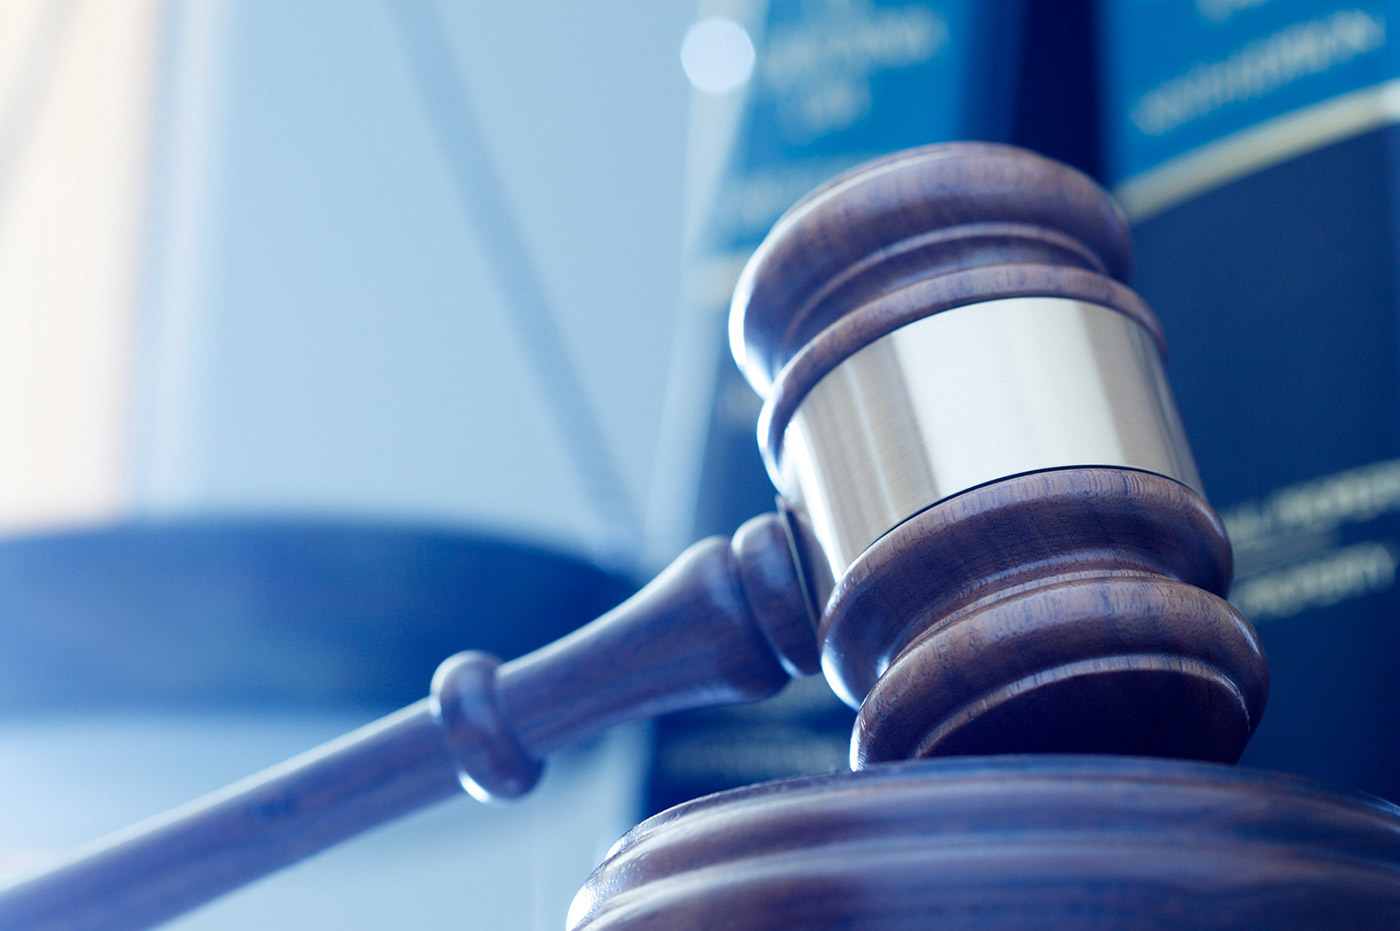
[0,519,635,713]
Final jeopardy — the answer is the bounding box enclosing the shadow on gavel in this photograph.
[5,144,1399,930]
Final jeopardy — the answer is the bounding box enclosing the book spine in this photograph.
[1100,0,1400,799]
[648,0,1025,812]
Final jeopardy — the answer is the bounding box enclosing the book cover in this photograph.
[1100,0,1400,799]
[649,0,1026,812]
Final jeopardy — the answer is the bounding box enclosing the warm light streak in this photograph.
[0,0,162,531]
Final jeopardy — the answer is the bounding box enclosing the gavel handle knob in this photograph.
[0,514,817,931]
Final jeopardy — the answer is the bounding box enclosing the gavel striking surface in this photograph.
[571,756,1400,930]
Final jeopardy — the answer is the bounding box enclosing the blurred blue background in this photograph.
[0,0,696,560]
[0,1,695,926]
[4,0,1398,928]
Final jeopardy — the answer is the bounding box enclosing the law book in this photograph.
[648,0,1027,812]
[1099,0,1400,800]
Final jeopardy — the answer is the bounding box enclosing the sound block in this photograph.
[570,755,1400,929]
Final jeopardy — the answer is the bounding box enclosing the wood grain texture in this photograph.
[570,755,1400,930]
[734,142,1134,393]
[815,468,1267,766]
[495,513,815,767]
[730,143,1269,766]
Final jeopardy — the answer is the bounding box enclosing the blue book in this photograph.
[650,0,1025,812]
[1100,1,1400,799]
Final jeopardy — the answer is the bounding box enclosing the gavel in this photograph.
[4,144,1397,930]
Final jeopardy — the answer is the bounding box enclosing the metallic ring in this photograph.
[777,297,1203,580]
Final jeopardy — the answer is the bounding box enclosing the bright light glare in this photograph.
[680,17,755,95]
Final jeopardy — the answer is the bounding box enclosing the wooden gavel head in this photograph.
[731,142,1268,768]
[567,144,1400,931]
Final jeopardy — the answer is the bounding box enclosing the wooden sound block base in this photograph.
[569,755,1400,930]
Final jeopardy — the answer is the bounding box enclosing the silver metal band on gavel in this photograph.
[760,296,1203,589]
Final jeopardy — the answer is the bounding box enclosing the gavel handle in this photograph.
[0,514,818,931]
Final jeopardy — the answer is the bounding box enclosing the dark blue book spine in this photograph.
[1100,0,1400,799]
[648,0,1024,813]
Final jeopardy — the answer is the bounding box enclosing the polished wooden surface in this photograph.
[732,142,1269,765]
[734,141,1134,393]
[494,511,817,773]
[571,755,1400,930]
[569,142,1378,930]
[839,469,1266,766]
[565,145,1319,931]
